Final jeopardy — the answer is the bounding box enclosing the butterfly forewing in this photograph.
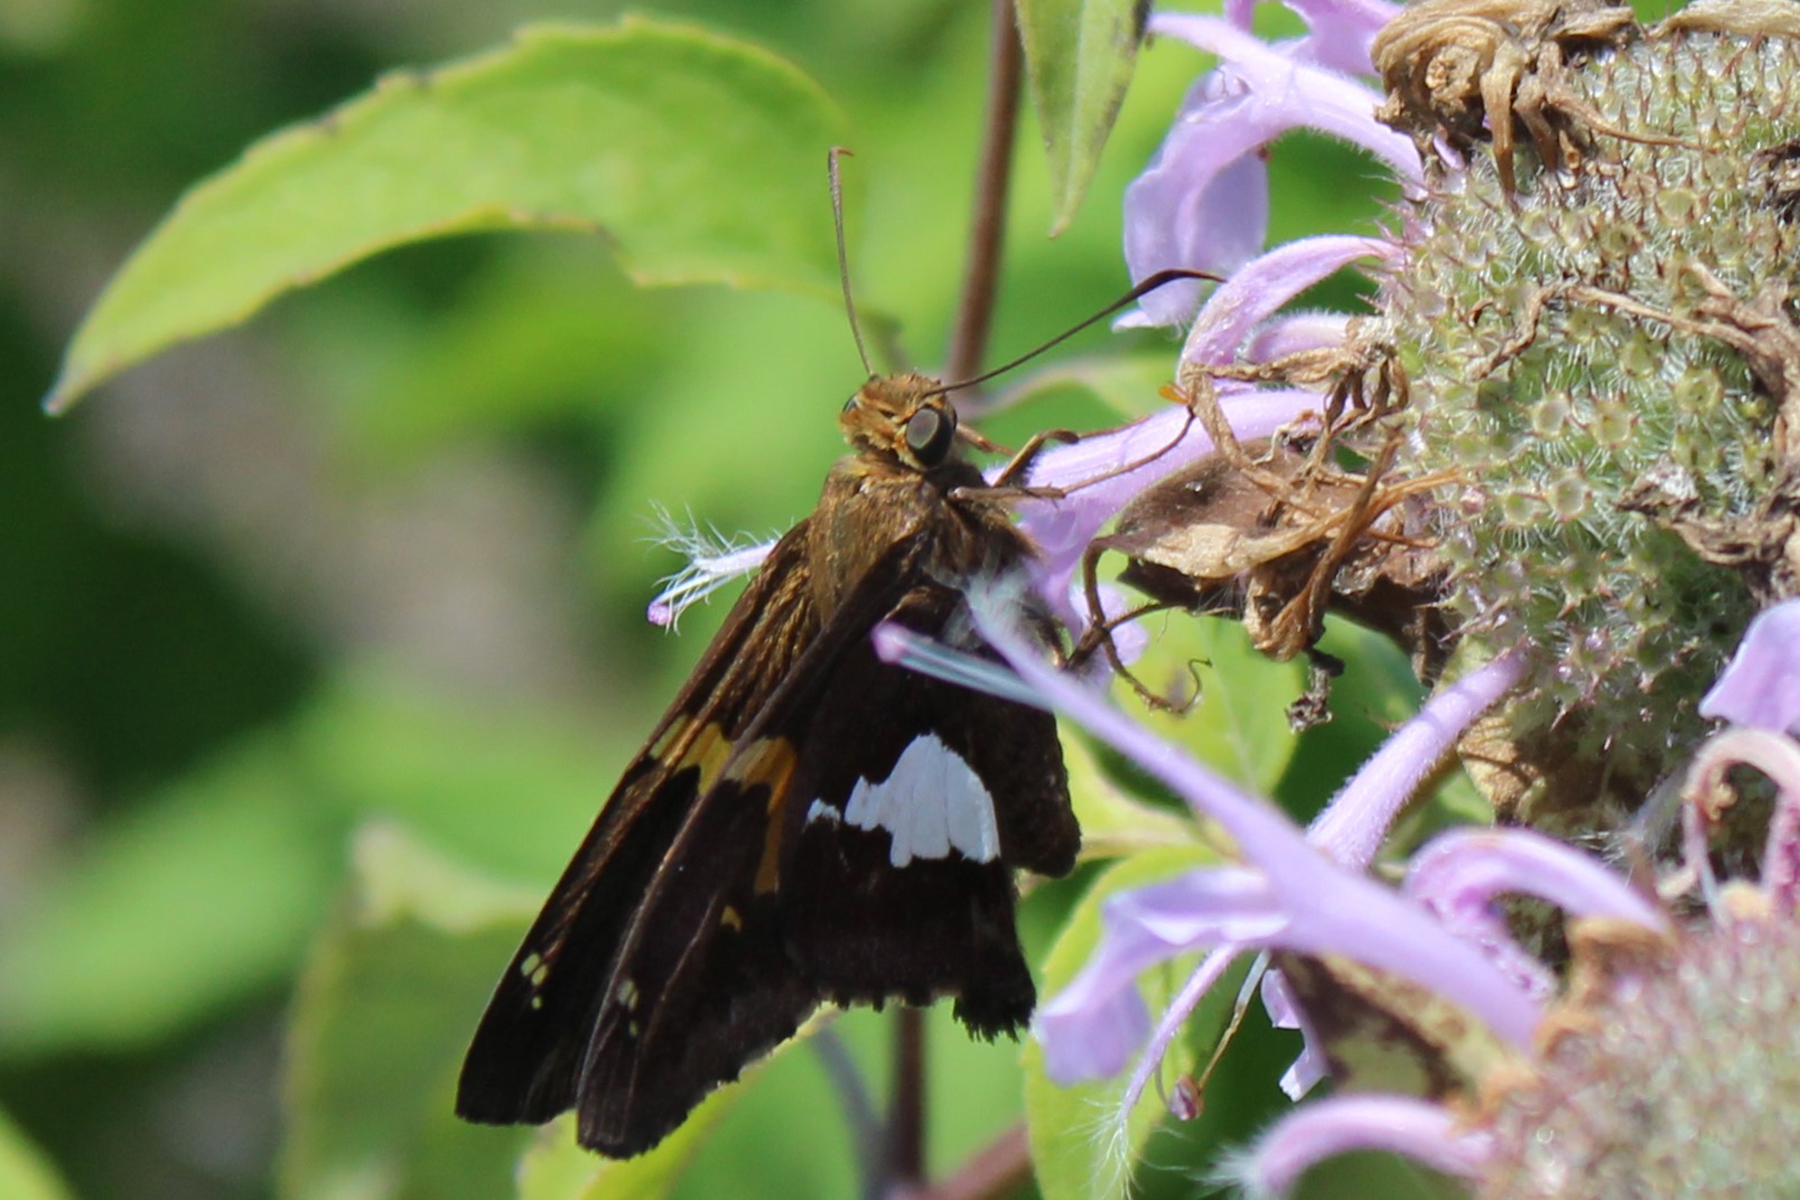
[456,526,820,1127]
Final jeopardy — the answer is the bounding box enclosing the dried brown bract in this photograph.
[1372,0,1639,192]
[1082,349,1457,707]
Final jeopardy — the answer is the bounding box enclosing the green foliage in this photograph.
[1107,612,1306,795]
[0,740,342,1053]
[0,1113,74,1200]
[278,825,541,1200]
[1017,0,1146,234]
[46,19,847,412]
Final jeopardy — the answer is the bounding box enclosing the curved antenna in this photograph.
[829,147,874,377]
[923,267,1223,398]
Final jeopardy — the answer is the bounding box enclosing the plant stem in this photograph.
[888,1007,929,1193]
[813,1025,889,1200]
[912,1124,1033,1200]
[943,0,1024,390]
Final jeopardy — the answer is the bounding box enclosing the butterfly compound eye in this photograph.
[900,402,957,460]
[904,406,955,466]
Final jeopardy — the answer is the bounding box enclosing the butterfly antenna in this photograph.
[925,267,1223,398]
[830,147,875,377]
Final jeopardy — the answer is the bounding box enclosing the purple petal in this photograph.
[1686,727,1800,915]
[1151,15,1420,182]
[1262,967,1332,1097]
[869,620,1057,714]
[1406,828,1669,932]
[1122,138,1269,327]
[1280,0,1404,76]
[1035,972,1153,1084]
[1228,1095,1488,1198]
[1309,651,1529,869]
[1036,871,1273,1084]
[1034,645,1534,1095]
[983,603,1545,1068]
[1243,312,1353,360]
[1184,235,1396,366]
[1402,827,1669,1003]
[1121,14,1418,327]
[1699,599,1800,734]
[1113,948,1249,1110]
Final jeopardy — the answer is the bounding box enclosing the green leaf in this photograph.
[0,1111,75,1200]
[1113,614,1306,795]
[515,1104,726,1200]
[1063,731,1199,861]
[293,669,631,883]
[1023,846,1242,1200]
[1016,0,1147,235]
[278,824,542,1200]
[0,742,341,1055]
[47,17,848,412]
[514,1024,805,1200]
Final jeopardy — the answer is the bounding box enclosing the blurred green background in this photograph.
[0,1,1416,1198]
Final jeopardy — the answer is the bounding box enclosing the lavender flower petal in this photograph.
[1121,143,1269,327]
[1228,1095,1488,1198]
[1406,828,1670,933]
[1308,650,1528,869]
[983,601,1545,1075]
[1095,654,1526,1106]
[1279,0,1404,75]
[1037,870,1275,1083]
[1687,726,1800,914]
[1698,598,1800,734]
[1261,967,1331,1096]
[1150,15,1420,182]
[1243,312,1354,360]
[1120,13,1417,326]
[1184,235,1396,366]
[1402,827,1668,1003]
[1034,971,1154,1084]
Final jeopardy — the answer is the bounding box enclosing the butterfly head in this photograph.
[841,373,959,472]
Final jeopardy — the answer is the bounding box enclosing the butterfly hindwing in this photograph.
[780,582,1076,1037]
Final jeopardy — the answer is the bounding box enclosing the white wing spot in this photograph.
[843,733,1000,867]
[805,799,841,826]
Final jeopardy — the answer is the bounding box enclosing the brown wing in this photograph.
[460,477,1078,1158]
[456,521,822,1132]
[560,529,956,1154]
[460,520,951,1154]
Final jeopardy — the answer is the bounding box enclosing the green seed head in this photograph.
[1375,24,1800,786]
